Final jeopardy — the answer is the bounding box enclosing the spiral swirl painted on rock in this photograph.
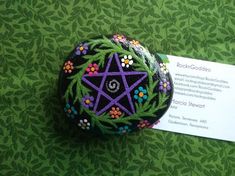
[106,79,120,93]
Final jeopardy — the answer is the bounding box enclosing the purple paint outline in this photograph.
[82,53,147,116]
[81,77,133,115]
[83,72,147,77]
[93,56,112,112]
[114,53,135,114]
[96,72,147,115]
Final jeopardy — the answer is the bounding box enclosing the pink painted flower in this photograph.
[137,120,150,129]
[86,63,99,76]
[63,61,74,73]
[112,34,126,43]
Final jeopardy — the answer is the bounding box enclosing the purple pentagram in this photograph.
[82,53,147,116]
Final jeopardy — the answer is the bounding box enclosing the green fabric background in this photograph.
[1,0,235,175]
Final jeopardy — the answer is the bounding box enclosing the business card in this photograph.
[153,55,235,142]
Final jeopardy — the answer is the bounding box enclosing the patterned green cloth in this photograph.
[1,0,235,175]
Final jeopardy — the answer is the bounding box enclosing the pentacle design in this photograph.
[82,53,147,116]
[60,35,173,134]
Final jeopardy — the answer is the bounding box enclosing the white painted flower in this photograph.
[78,119,90,130]
[121,55,133,68]
[160,63,168,74]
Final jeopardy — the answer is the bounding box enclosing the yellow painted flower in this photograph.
[130,40,140,46]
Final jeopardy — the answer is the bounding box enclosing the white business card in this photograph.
[153,55,235,142]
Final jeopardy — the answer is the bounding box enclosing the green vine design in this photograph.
[64,36,170,134]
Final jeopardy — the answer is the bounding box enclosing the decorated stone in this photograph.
[59,34,173,134]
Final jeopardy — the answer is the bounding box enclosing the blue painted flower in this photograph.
[133,86,148,103]
[118,125,131,134]
[75,43,88,55]
[64,103,78,119]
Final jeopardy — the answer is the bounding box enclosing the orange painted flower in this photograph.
[63,61,74,73]
[109,107,122,118]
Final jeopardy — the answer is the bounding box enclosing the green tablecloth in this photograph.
[1,0,235,175]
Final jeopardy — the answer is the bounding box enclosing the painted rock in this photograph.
[58,34,173,134]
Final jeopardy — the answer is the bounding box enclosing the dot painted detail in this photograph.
[59,35,173,134]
